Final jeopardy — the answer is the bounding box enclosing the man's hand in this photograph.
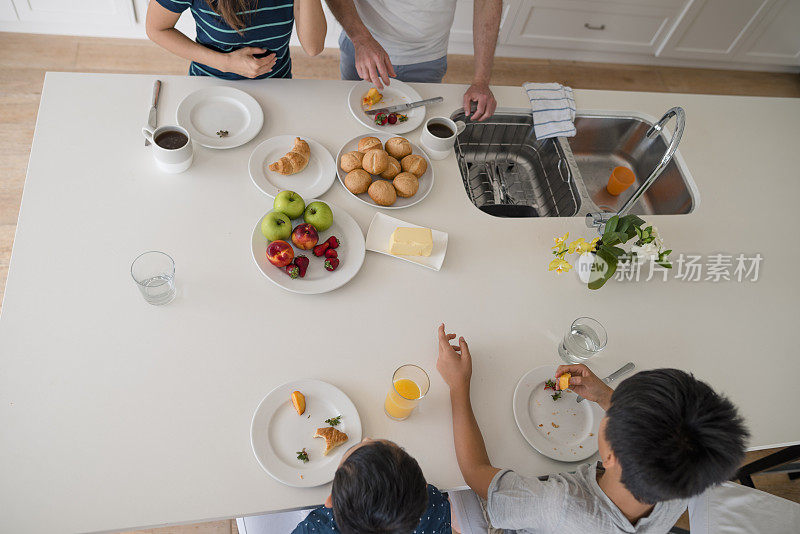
[222,48,276,78]
[463,82,497,121]
[353,35,396,89]
[436,324,472,394]
[556,364,614,410]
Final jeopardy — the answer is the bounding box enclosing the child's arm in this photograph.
[436,324,500,499]
[555,364,614,410]
[294,0,327,56]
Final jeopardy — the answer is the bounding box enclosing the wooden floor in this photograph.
[1,32,798,533]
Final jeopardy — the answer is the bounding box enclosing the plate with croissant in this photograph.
[347,80,426,134]
[250,379,362,487]
[249,135,337,199]
[336,134,434,209]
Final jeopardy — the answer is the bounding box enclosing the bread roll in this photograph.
[357,136,382,153]
[344,169,372,195]
[362,149,389,175]
[401,154,428,177]
[393,172,419,198]
[384,137,412,159]
[368,180,396,206]
[340,151,364,173]
[380,156,401,179]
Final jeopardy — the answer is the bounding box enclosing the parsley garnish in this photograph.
[296,448,309,463]
[325,415,342,427]
[551,391,562,401]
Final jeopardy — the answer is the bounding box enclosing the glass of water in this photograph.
[558,317,607,364]
[131,251,176,305]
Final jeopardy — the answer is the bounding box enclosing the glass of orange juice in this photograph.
[384,364,430,421]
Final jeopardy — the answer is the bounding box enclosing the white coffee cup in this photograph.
[142,125,194,173]
[419,117,466,160]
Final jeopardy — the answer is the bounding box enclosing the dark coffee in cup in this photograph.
[427,122,454,139]
[155,130,188,150]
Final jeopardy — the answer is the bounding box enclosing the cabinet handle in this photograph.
[584,23,606,30]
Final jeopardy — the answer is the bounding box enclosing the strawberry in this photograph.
[326,236,340,249]
[294,255,309,278]
[283,264,299,279]
[324,258,340,271]
[325,249,338,259]
[313,242,329,257]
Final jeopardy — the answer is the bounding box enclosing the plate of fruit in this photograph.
[250,379,362,487]
[251,191,365,294]
[347,80,425,134]
[336,134,434,209]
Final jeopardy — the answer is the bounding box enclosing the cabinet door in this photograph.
[11,0,135,26]
[0,0,17,21]
[656,0,773,60]
[449,0,520,44]
[736,0,800,66]
[505,0,680,54]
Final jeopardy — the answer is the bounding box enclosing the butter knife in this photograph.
[576,362,635,403]
[145,79,162,146]
[365,96,443,116]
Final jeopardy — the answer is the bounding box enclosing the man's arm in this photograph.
[463,0,501,121]
[325,0,396,88]
[436,324,500,499]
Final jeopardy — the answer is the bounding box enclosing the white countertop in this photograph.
[1,73,799,533]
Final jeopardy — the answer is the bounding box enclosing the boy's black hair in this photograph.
[331,440,428,534]
[605,369,749,504]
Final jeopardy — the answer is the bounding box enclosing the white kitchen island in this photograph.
[1,73,799,533]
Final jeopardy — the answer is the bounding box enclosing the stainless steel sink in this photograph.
[452,109,698,218]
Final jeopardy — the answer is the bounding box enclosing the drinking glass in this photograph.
[384,364,430,421]
[558,317,607,364]
[131,251,176,305]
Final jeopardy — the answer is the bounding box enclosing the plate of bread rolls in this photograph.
[336,134,434,209]
[249,135,336,199]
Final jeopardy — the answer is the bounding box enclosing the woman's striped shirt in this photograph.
[155,0,294,80]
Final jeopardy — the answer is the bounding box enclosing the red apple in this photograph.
[291,223,319,250]
[266,240,294,267]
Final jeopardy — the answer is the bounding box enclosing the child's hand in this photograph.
[555,364,614,410]
[436,324,472,394]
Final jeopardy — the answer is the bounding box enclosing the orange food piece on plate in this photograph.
[558,373,571,391]
[291,391,306,415]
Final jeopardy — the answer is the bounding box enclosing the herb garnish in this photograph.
[325,415,342,426]
[296,448,309,463]
[544,379,562,401]
[216,129,229,138]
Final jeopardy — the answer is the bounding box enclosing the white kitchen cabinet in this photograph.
[0,0,17,22]
[736,0,800,66]
[449,0,520,45]
[11,0,135,26]
[504,0,682,55]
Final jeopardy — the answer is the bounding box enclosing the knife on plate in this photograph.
[576,362,635,403]
[365,96,443,116]
[145,79,162,146]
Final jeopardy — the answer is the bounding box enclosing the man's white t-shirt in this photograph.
[350,0,458,65]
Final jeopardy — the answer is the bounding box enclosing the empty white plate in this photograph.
[250,379,362,487]
[365,213,447,271]
[512,365,604,463]
[347,80,425,134]
[251,200,366,295]
[177,86,263,149]
[249,135,336,199]
[336,133,434,210]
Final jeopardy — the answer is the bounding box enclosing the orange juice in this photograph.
[384,378,422,420]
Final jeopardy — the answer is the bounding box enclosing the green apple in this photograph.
[303,201,333,232]
[273,190,305,220]
[260,211,292,241]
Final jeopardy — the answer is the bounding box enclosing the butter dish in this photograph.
[365,212,448,271]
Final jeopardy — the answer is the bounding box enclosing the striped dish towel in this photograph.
[523,82,576,139]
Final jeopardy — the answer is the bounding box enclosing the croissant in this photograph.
[269,137,310,175]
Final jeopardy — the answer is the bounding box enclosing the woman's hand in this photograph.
[436,324,472,395]
[221,48,277,78]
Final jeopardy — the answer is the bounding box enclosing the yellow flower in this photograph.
[552,232,569,249]
[548,258,572,274]
[567,237,600,255]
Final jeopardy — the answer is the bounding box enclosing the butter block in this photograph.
[389,227,433,257]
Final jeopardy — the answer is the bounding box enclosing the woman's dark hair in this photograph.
[208,0,251,33]
[605,369,749,504]
[332,440,428,534]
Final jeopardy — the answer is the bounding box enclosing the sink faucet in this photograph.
[586,107,685,230]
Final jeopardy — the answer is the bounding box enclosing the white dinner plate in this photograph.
[365,213,448,271]
[347,80,425,134]
[250,379,362,488]
[512,365,604,463]
[251,200,365,294]
[249,135,336,199]
[177,86,263,149]
[336,134,434,210]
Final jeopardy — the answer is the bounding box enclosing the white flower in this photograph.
[631,242,660,262]
[650,226,664,249]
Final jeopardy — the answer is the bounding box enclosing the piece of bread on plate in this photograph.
[314,426,348,455]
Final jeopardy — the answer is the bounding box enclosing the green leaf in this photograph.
[603,245,626,258]
[589,246,618,290]
[604,215,619,234]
